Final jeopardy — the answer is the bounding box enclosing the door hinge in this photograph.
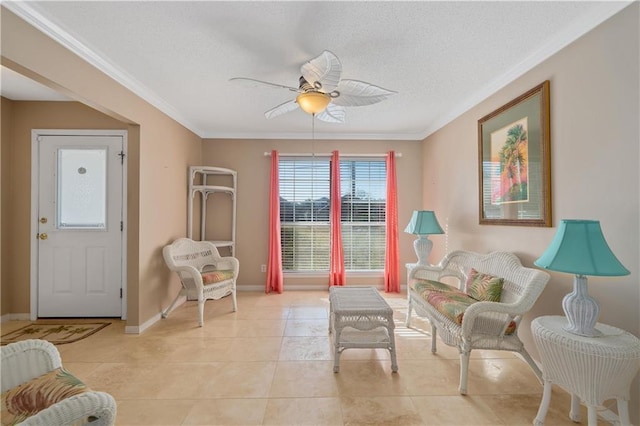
[120,221,123,232]
[118,151,126,165]
[120,288,123,298]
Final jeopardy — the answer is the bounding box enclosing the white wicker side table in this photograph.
[329,286,398,373]
[532,315,640,426]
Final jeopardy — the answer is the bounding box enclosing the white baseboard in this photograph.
[238,285,272,292]
[237,284,407,292]
[125,312,162,334]
[238,284,331,291]
[0,313,31,322]
[125,296,188,334]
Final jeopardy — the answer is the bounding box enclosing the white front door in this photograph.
[35,132,125,317]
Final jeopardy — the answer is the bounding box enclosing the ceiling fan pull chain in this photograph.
[311,113,316,159]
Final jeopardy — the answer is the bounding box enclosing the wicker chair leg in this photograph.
[430,324,437,353]
[231,289,238,312]
[617,399,631,426]
[405,298,413,327]
[459,349,471,395]
[162,290,184,319]
[519,349,543,383]
[570,394,581,422]
[198,300,205,327]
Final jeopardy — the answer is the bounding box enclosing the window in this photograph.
[57,148,107,229]
[279,157,386,272]
[340,160,386,270]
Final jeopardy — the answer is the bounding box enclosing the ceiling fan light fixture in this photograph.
[234,51,395,123]
[296,91,331,115]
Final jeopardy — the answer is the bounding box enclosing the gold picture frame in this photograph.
[478,81,551,226]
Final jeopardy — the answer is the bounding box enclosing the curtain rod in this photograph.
[263,152,402,158]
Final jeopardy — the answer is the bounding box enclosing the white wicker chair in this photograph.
[406,250,550,394]
[162,238,239,326]
[1,339,116,426]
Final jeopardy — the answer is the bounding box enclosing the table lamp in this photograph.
[534,219,629,337]
[404,210,444,266]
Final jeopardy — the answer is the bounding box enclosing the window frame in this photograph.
[278,155,387,275]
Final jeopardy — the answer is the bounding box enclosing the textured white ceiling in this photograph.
[3,1,633,140]
[1,66,70,101]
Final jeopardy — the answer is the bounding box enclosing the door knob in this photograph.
[40,217,48,224]
[39,233,48,240]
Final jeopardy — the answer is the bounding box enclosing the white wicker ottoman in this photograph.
[329,286,398,373]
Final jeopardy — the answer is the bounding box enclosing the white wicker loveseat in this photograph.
[406,250,550,394]
[1,339,116,425]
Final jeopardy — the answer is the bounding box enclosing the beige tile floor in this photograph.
[2,290,605,426]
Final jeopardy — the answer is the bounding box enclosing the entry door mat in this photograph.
[1,323,110,345]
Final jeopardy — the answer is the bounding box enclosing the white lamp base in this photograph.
[562,274,602,337]
[413,235,434,266]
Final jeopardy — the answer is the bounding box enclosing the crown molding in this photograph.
[202,130,425,141]
[3,1,205,137]
[4,1,633,142]
[419,1,635,140]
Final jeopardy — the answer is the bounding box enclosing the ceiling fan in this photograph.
[230,50,396,123]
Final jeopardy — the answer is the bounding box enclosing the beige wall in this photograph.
[0,97,11,314]
[423,3,639,421]
[1,8,202,327]
[201,139,423,289]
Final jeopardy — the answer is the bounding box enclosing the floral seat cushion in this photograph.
[425,290,476,325]
[412,279,466,296]
[1,368,90,426]
[201,269,235,285]
[412,278,516,335]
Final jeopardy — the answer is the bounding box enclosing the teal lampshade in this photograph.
[534,219,629,276]
[404,210,444,235]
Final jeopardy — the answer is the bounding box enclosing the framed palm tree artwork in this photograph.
[478,80,551,226]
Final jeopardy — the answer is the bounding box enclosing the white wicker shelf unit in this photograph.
[188,166,237,255]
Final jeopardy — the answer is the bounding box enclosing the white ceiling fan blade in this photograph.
[332,79,397,107]
[229,77,300,92]
[301,50,342,93]
[316,103,346,123]
[265,99,299,119]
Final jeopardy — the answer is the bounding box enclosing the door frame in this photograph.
[30,129,127,321]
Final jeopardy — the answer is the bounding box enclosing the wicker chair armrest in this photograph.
[408,265,446,284]
[203,256,239,276]
[21,391,117,426]
[173,264,202,276]
[409,263,466,290]
[173,264,205,290]
[1,339,62,392]
[460,301,522,337]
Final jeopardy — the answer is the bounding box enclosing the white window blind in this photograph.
[340,159,386,270]
[279,157,386,272]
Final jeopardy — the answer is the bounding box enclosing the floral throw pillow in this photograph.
[465,268,504,302]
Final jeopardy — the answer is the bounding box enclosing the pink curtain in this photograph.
[384,151,400,293]
[266,150,283,293]
[329,150,345,286]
